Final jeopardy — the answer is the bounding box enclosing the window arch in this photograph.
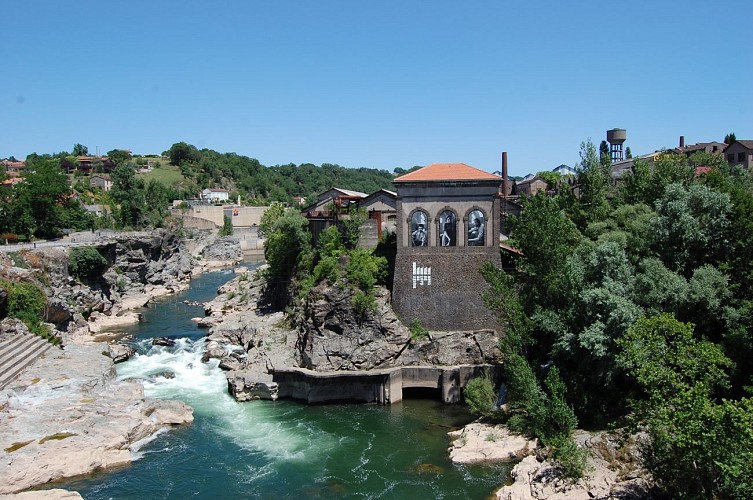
[466,208,487,246]
[408,209,429,247]
[437,208,457,247]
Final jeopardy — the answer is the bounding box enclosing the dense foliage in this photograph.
[1,142,397,238]
[68,247,108,281]
[0,278,59,345]
[485,140,753,496]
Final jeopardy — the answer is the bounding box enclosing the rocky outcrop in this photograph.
[448,423,536,464]
[493,429,653,500]
[299,282,502,371]
[200,236,243,268]
[199,266,502,402]
[0,343,193,495]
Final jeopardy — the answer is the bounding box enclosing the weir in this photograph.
[271,364,502,405]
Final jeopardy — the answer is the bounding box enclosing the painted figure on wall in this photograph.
[411,211,428,247]
[468,210,485,246]
[439,210,456,246]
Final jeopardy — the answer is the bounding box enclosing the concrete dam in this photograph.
[271,364,503,405]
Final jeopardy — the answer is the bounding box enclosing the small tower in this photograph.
[606,128,627,163]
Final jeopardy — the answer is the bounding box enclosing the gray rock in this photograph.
[226,370,279,401]
[107,343,135,363]
[202,237,242,263]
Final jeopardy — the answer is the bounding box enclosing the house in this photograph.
[1,160,25,174]
[513,176,548,196]
[302,187,367,215]
[552,164,576,176]
[292,196,307,205]
[392,162,502,330]
[676,141,726,156]
[90,174,112,192]
[724,140,753,170]
[201,188,230,203]
[358,189,397,240]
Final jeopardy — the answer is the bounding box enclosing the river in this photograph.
[55,260,512,499]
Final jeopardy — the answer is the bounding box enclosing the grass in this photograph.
[136,164,185,187]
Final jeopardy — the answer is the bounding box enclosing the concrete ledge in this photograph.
[271,364,502,405]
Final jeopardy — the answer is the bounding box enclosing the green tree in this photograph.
[14,159,70,239]
[649,183,731,275]
[72,143,88,156]
[106,149,131,168]
[724,132,736,144]
[599,140,611,167]
[625,146,632,159]
[220,215,233,236]
[166,142,200,166]
[109,165,145,228]
[263,209,311,283]
[617,314,752,498]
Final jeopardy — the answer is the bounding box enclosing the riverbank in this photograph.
[0,229,239,494]
[0,343,193,495]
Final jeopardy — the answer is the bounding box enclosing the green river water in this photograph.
[54,261,512,499]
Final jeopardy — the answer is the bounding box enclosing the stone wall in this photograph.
[392,248,501,331]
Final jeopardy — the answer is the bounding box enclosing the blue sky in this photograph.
[2,1,750,178]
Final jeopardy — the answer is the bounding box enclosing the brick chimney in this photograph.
[679,135,685,149]
[501,152,511,196]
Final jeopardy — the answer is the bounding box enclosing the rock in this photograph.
[152,337,176,347]
[201,237,242,264]
[2,489,84,499]
[0,343,194,495]
[107,343,135,363]
[201,340,226,362]
[43,297,73,330]
[226,370,279,401]
[151,371,176,379]
[0,317,30,336]
[448,423,536,464]
[494,429,653,500]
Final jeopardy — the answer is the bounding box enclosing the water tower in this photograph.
[606,128,627,163]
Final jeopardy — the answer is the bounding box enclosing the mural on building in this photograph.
[410,211,428,247]
[467,210,485,246]
[439,210,456,246]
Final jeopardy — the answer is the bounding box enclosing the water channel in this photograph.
[56,260,512,499]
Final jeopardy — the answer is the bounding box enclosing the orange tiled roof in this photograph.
[394,163,500,182]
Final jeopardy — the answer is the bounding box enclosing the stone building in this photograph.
[392,163,503,331]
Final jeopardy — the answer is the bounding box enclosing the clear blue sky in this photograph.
[2,1,751,178]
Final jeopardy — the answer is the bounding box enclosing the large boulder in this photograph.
[202,237,242,264]
[226,370,279,401]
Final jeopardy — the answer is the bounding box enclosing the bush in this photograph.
[464,370,498,418]
[351,290,377,324]
[346,250,387,291]
[68,247,107,280]
[409,318,429,341]
[220,215,233,236]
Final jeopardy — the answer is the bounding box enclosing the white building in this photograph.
[201,188,229,203]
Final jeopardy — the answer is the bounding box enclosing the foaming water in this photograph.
[54,260,512,499]
[119,338,337,462]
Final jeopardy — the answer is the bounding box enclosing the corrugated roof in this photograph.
[394,163,500,182]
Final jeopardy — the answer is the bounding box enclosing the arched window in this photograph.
[438,209,457,247]
[467,209,486,246]
[409,210,429,247]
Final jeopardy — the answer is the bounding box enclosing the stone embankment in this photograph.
[0,229,239,495]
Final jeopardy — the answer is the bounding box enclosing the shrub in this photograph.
[409,318,429,341]
[351,290,377,324]
[68,247,107,280]
[220,215,233,236]
[346,250,387,291]
[464,370,498,418]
